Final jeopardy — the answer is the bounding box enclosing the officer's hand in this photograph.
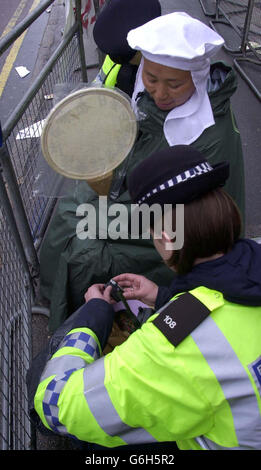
[112,273,158,307]
[84,284,114,304]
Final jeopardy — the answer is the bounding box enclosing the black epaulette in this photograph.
[153,293,210,347]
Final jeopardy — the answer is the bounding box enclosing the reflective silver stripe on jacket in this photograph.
[40,329,101,382]
[41,355,86,382]
[83,357,157,445]
[191,316,261,450]
[196,435,254,450]
[92,67,107,86]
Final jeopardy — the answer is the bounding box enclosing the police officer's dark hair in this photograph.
[163,188,242,275]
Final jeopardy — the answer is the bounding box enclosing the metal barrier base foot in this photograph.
[199,0,217,17]
[234,57,261,101]
[210,19,243,53]
[31,305,50,318]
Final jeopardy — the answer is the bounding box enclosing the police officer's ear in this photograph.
[151,229,174,263]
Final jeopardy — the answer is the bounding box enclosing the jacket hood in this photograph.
[208,61,238,117]
[156,239,261,308]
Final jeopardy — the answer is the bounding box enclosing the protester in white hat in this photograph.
[125,11,245,225]
[128,12,224,145]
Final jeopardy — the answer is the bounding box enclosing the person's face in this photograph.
[142,58,196,111]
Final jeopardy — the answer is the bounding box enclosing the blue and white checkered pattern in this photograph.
[43,368,77,435]
[137,162,213,204]
[42,330,101,435]
[59,331,100,360]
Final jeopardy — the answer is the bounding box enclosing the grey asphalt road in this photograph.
[0,0,54,124]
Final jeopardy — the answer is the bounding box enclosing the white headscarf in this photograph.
[127,12,224,146]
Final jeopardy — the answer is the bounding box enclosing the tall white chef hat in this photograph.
[127,12,225,146]
[127,11,224,71]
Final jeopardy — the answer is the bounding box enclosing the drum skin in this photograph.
[41,87,138,187]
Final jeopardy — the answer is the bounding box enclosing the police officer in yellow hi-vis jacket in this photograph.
[34,145,261,450]
[92,0,161,96]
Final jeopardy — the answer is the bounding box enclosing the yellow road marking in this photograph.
[1,0,28,39]
[0,0,41,97]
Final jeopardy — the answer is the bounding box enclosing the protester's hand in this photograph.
[84,284,114,304]
[112,273,158,306]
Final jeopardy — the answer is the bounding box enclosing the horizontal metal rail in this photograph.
[199,0,218,17]
[2,21,79,140]
[0,0,55,56]
[234,56,261,100]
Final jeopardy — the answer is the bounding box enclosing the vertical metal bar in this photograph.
[75,0,88,82]
[0,144,39,279]
[1,326,10,450]
[0,181,33,292]
[216,0,220,19]
[241,0,255,55]
[24,281,34,450]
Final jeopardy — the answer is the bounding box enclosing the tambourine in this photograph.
[41,87,138,195]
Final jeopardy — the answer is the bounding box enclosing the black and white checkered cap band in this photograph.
[137,162,213,204]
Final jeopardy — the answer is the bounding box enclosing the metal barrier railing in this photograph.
[210,0,258,52]
[1,1,87,262]
[200,0,261,100]
[0,0,93,450]
[0,168,34,450]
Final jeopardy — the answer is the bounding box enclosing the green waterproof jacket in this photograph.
[40,61,245,332]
